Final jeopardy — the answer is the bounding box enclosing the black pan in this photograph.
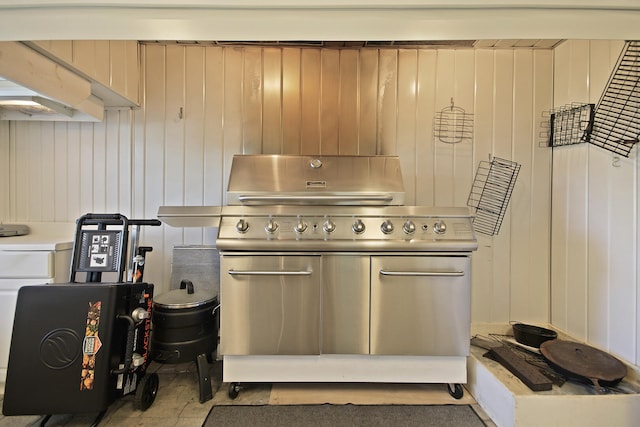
[540,340,627,391]
[512,323,557,348]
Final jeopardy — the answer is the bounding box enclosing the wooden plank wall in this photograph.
[2,43,553,331]
[551,40,639,365]
[0,121,8,221]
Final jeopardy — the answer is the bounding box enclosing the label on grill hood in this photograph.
[306,180,327,188]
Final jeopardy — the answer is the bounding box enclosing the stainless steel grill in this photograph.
[158,154,478,400]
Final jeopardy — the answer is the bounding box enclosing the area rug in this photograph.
[203,404,486,427]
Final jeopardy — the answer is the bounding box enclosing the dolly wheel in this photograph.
[228,382,241,399]
[447,383,464,399]
[135,373,159,410]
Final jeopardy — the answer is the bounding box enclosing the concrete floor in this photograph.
[0,360,495,427]
[0,361,218,427]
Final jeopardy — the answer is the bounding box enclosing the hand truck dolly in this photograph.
[2,213,161,426]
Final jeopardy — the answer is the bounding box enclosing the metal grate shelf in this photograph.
[590,41,640,157]
[467,157,521,236]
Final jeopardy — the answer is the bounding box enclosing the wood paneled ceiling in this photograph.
[146,40,565,49]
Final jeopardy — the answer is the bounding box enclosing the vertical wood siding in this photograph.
[0,121,8,221]
[552,40,639,365]
[2,44,553,335]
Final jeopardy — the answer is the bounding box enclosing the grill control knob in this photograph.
[434,220,447,234]
[352,219,365,234]
[323,219,336,233]
[265,218,279,234]
[236,219,249,233]
[294,220,308,233]
[381,219,394,234]
[403,220,416,234]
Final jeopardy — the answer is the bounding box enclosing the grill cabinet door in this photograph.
[220,255,321,355]
[370,256,471,356]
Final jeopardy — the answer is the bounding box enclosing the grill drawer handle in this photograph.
[228,269,313,276]
[379,269,465,277]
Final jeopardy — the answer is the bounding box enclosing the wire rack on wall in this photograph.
[590,40,640,157]
[545,103,595,147]
[433,99,474,144]
[467,157,521,236]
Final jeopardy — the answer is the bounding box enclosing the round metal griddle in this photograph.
[540,340,627,386]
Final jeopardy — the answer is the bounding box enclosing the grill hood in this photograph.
[158,154,406,228]
[226,155,405,206]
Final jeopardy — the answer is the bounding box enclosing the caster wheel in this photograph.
[447,383,464,399]
[228,382,241,399]
[135,373,159,411]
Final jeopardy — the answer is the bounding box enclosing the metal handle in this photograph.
[379,269,465,277]
[180,279,195,294]
[237,194,393,205]
[111,314,136,375]
[228,269,312,276]
[129,219,162,226]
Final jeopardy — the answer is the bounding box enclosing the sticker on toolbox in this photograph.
[80,301,102,391]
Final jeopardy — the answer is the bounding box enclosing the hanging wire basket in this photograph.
[467,157,521,236]
[433,99,474,144]
[545,103,595,147]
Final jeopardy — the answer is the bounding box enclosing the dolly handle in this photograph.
[111,314,136,375]
[129,219,162,227]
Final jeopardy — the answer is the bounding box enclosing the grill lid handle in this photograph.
[236,194,394,205]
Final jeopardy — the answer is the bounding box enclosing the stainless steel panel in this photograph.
[215,205,478,252]
[226,155,405,205]
[218,205,476,218]
[157,205,221,227]
[370,256,471,356]
[220,254,321,355]
[321,255,370,354]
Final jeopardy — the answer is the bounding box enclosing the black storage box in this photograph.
[2,282,153,416]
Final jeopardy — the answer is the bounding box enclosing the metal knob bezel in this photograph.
[294,220,308,233]
[352,219,366,234]
[236,218,249,233]
[433,220,447,234]
[265,219,279,234]
[380,219,394,234]
[403,220,416,234]
[323,220,336,233]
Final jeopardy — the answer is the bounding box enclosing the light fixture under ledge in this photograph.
[0,96,74,117]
